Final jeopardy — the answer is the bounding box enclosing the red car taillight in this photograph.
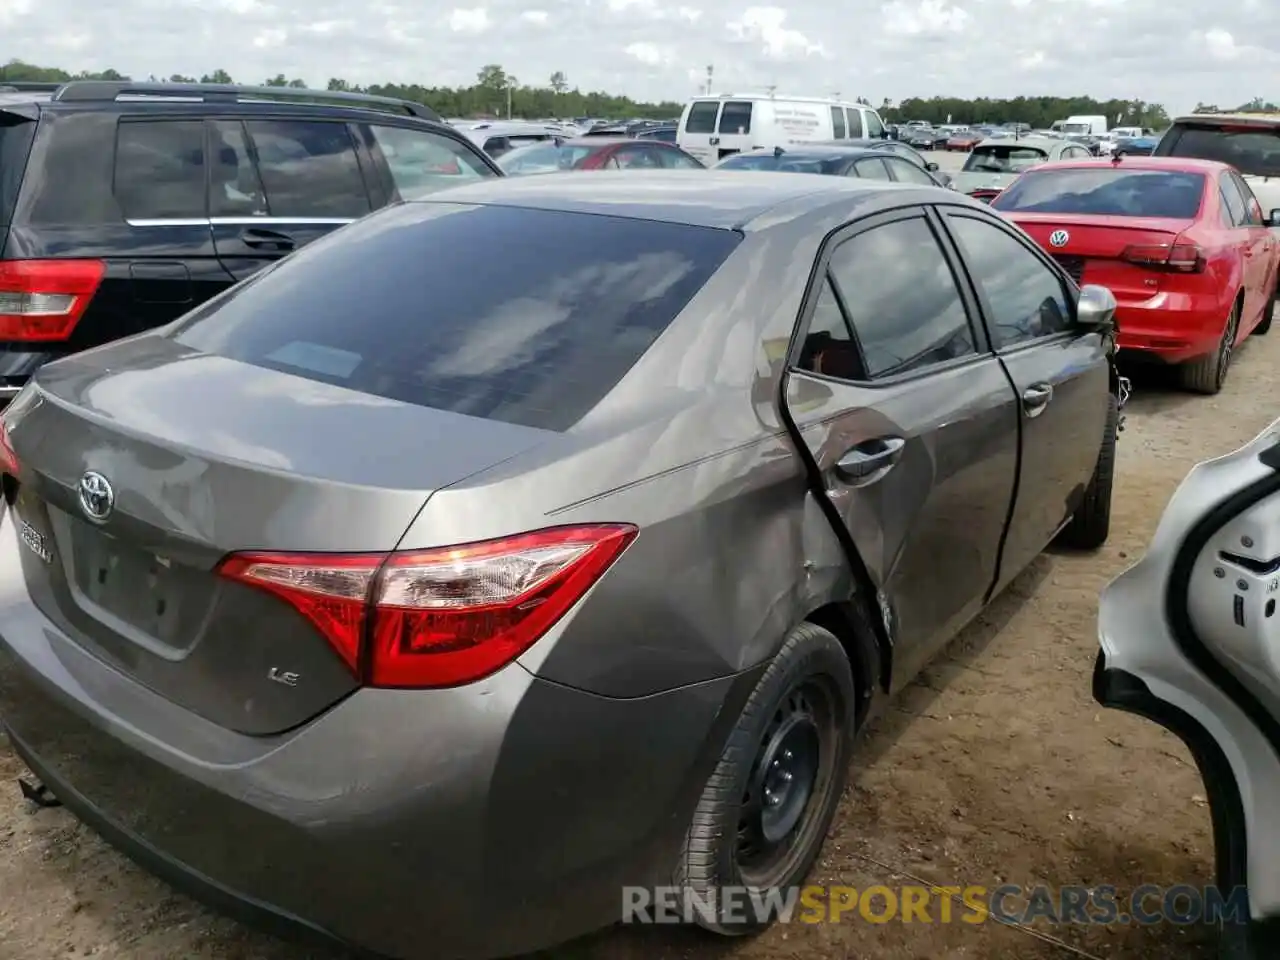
[217,524,638,689]
[1121,243,1204,273]
[0,259,106,341]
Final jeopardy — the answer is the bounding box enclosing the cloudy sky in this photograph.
[1,0,1275,112]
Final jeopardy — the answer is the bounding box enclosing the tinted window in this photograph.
[368,125,494,200]
[845,108,865,139]
[830,107,847,139]
[657,147,704,169]
[685,102,720,135]
[866,112,885,138]
[244,120,371,219]
[613,145,662,169]
[209,120,268,218]
[172,204,741,431]
[0,115,35,226]
[826,217,975,378]
[1231,172,1264,225]
[946,215,1071,347]
[887,158,936,185]
[992,169,1206,218]
[1160,124,1280,177]
[718,101,752,135]
[114,120,206,220]
[853,158,891,180]
[481,136,511,157]
[962,145,1048,173]
[797,279,861,380]
[1219,174,1248,226]
[717,153,844,175]
[497,142,602,175]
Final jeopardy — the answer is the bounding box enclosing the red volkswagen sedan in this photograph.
[992,156,1279,394]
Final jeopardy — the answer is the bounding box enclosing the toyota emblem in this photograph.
[77,471,114,524]
[1049,229,1070,248]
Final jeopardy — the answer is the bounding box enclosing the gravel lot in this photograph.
[0,162,1266,960]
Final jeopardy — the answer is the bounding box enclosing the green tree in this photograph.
[549,71,568,94]
[200,69,234,84]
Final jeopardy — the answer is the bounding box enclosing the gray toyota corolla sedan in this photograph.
[0,170,1122,959]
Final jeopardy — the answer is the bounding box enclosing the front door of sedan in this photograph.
[1227,172,1276,330]
[782,210,1021,689]
[938,209,1112,593]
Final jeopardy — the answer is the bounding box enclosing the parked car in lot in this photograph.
[947,129,984,151]
[1153,112,1280,237]
[0,80,500,403]
[992,156,1279,394]
[452,120,565,158]
[818,138,954,187]
[1095,417,1280,960]
[903,126,946,150]
[954,135,1090,201]
[495,136,703,174]
[715,145,949,188]
[0,169,1121,960]
[635,124,678,142]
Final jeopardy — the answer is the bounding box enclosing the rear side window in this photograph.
[172,204,741,431]
[114,120,206,220]
[0,115,36,226]
[1158,124,1280,177]
[209,119,268,218]
[367,125,494,200]
[992,169,1206,219]
[685,102,720,135]
[830,107,847,139]
[243,120,371,219]
[845,109,865,139]
[718,101,752,135]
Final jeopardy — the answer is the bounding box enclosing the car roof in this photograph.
[1172,113,1280,128]
[1020,156,1230,175]
[412,169,920,231]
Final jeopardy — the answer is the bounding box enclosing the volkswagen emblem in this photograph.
[77,471,114,523]
[1049,229,1070,248]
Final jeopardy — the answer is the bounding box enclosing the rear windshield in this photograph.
[1158,124,1280,177]
[717,153,843,174]
[992,169,1206,218]
[0,114,36,226]
[172,203,741,431]
[496,141,604,175]
[963,145,1049,174]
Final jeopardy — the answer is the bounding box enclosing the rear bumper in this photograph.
[0,520,750,959]
[1113,295,1227,363]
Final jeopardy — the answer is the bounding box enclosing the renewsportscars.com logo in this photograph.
[622,883,1250,927]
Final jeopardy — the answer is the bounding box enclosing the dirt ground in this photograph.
[1,328,1276,960]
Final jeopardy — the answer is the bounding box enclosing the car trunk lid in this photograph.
[3,335,552,735]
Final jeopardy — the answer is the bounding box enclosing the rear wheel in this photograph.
[1058,392,1118,550]
[677,622,856,935]
[1180,299,1240,395]
[1256,276,1276,335]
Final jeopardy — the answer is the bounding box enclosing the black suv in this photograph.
[0,80,501,400]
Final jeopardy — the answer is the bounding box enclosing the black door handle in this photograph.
[239,228,295,252]
[834,436,906,484]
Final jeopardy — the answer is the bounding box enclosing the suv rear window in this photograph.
[0,114,36,226]
[992,169,1206,219]
[1158,123,1280,177]
[172,203,741,431]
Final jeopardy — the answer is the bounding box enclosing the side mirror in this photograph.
[881,130,889,140]
[925,161,939,171]
[1076,284,1117,332]
[1268,209,1280,229]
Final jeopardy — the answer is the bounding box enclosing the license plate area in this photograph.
[67,522,187,647]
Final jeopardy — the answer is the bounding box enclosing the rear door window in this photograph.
[656,147,703,169]
[1219,173,1249,225]
[853,158,891,180]
[718,101,752,135]
[243,120,372,219]
[830,107,847,139]
[366,124,495,200]
[886,158,936,185]
[172,203,742,431]
[209,120,268,218]
[0,114,36,226]
[684,102,720,134]
[1231,171,1265,225]
[114,120,207,220]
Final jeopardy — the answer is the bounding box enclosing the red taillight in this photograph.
[217,524,638,689]
[0,259,106,341]
[1121,243,1203,273]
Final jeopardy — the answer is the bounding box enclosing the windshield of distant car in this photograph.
[1159,124,1280,178]
[496,141,603,175]
[992,169,1206,218]
[716,153,846,174]
[963,144,1049,173]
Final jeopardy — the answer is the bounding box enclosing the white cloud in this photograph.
[447,6,491,32]
[0,0,1273,115]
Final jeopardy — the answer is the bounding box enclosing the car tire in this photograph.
[677,620,857,935]
[1255,277,1276,335]
[1180,299,1240,395]
[1057,392,1118,550]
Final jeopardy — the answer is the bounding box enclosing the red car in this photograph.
[947,130,983,152]
[992,156,1279,393]
[496,137,705,175]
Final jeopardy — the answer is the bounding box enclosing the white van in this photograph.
[677,95,887,165]
[1060,115,1109,136]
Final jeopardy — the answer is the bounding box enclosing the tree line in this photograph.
[2,59,1274,128]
